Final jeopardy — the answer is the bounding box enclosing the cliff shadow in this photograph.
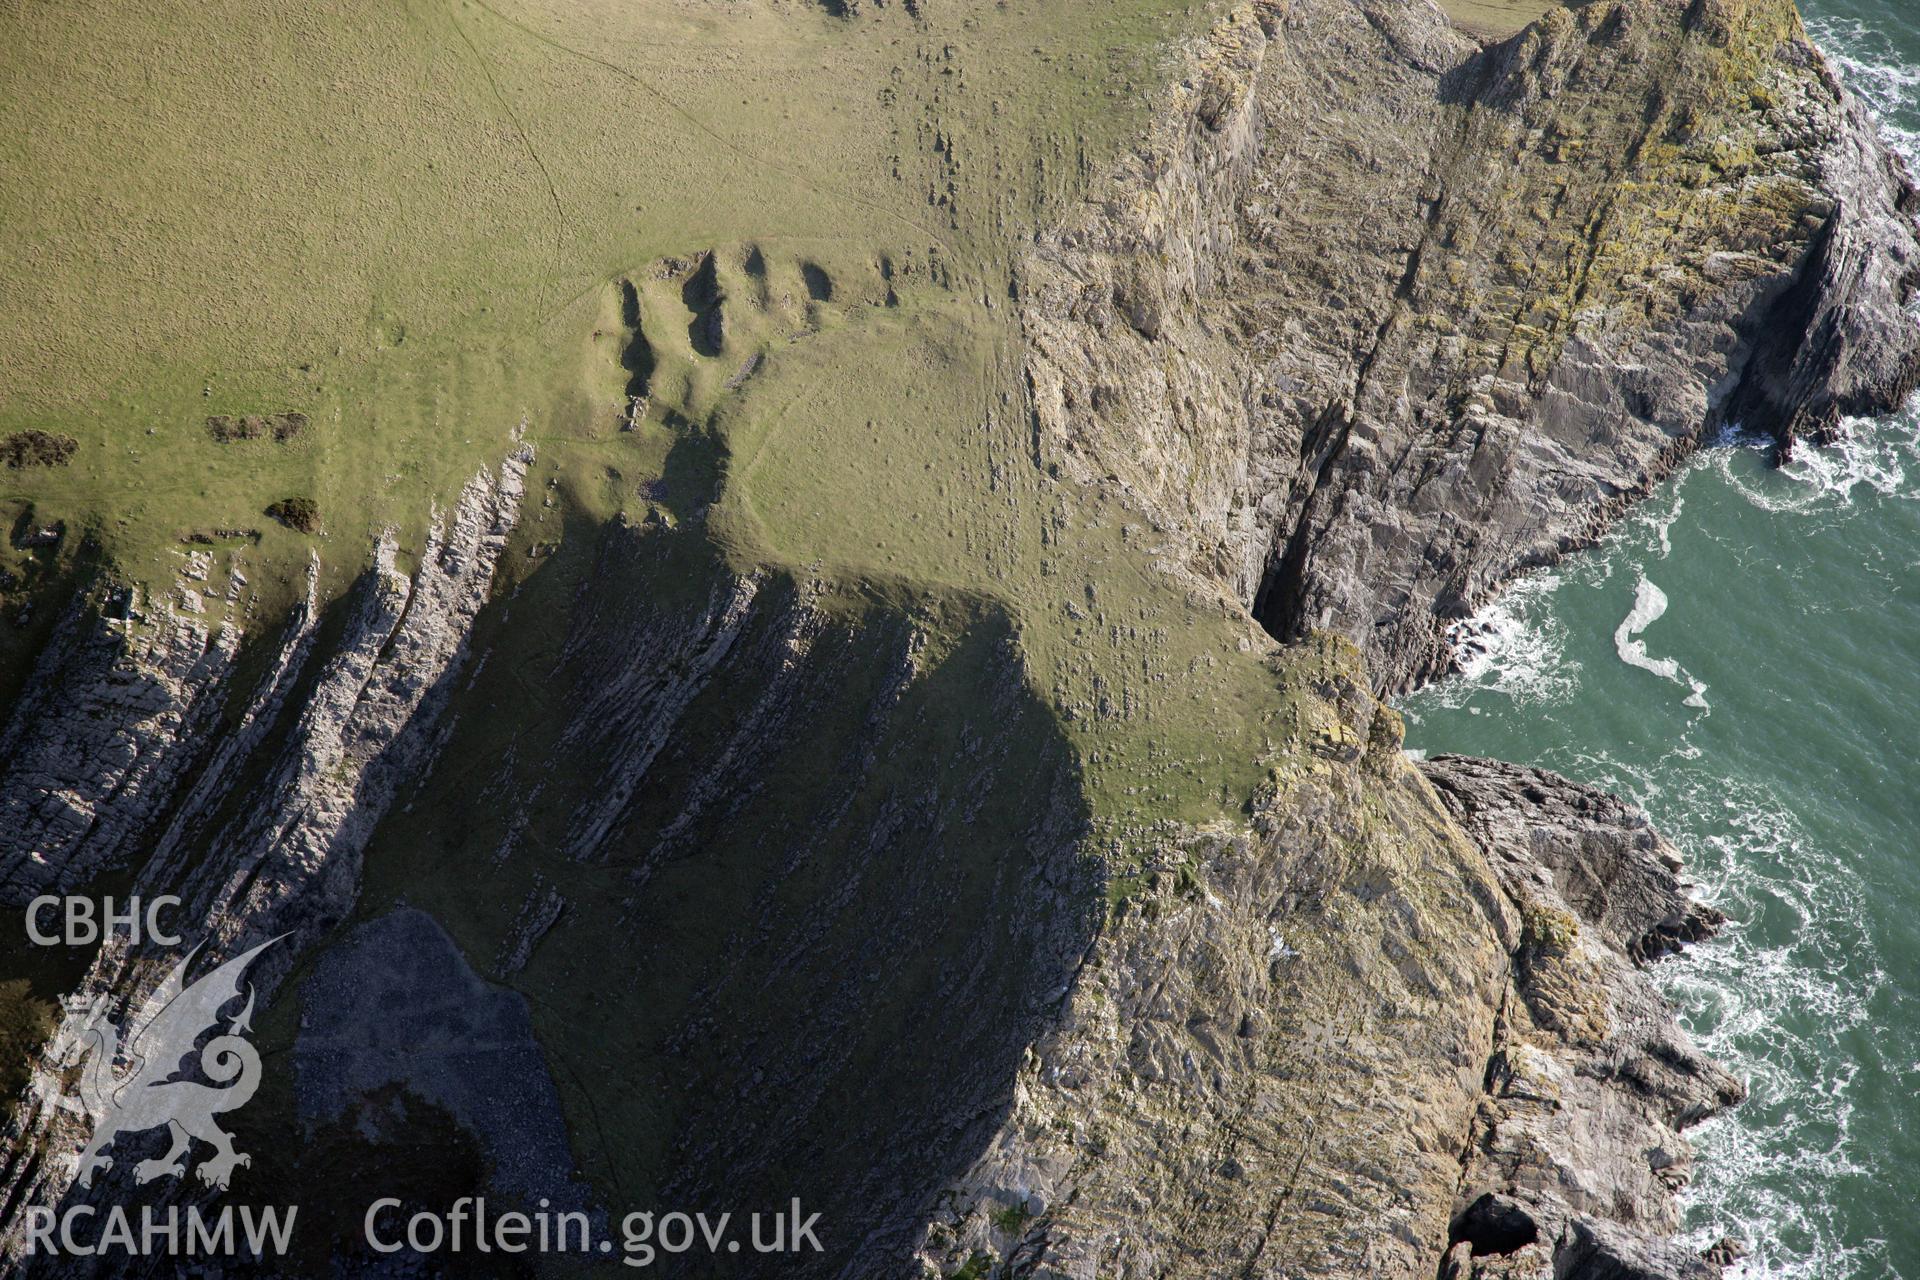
[330,511,1099,1276]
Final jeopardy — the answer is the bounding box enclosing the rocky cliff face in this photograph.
[910,645,1744,1280]
[0,497,1111,1276]
[0,448,530,1227]
[1024,0,1920,694]
[942,0,1918,1272]
[0,0,1915,1278]
[1423,755,1745,1280]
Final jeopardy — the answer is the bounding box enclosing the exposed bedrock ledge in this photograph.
[1023,0,1920,696]
[1423,754,1743,1280]
[1,0,1909,1274]
[993,0,1920,1270]
[0,448,530,1245]
[373,518,1108,1278]
[0,565,253,900]
[913,650,1735,1280]
[0,502,1111,1277]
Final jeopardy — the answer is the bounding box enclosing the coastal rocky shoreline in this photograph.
[0,0,1916,1276]
[1024,0,1920,695]
[989,0,1919,1271]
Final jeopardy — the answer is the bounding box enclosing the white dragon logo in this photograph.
[44,937,281,1191]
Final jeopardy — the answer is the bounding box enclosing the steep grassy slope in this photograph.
[0,0,1305,831]
[0,2,1332,1268]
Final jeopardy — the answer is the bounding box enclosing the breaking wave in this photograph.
[1405,401,1920,1277]
[1807,14,1920,165]
[1427,570,1580,709]
[1649,764,1888,1280]
[1401,13,1920,1275]
[1704,418,1916,517]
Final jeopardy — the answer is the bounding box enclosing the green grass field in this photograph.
[2,0,1304,814]
[0,0,1182,599]
[1439,0,1562,39]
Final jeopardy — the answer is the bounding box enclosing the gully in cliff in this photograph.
[0,0,1916,1276]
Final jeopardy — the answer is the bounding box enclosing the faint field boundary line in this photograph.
[440,0,573,313]
[463,0,953,252]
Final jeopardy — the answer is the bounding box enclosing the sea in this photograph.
[1400,4,1920,1274]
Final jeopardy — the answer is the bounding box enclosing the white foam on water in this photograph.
[1571,757,1889,1280]
[1611,574,1711,708]
[1613,575,1672,674]
[1658,407,1920,1276]
[1656,493,1681,558]
[1423,570,1582,709]
[1702,411,1920,519]
[1397,17,1920,1253]
[1808,15,1920,166]
[1780,423,1909,503]
[1650,473,1688,559]
[1403,452,1889,1276]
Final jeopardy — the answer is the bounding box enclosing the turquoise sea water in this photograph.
[1402,7,1920,1274]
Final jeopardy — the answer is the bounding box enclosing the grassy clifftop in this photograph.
[0,0,1311,818]
[9,0,1898,1273]
[1,0,1351,849]
[0,0,1180,586]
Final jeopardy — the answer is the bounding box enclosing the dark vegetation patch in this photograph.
[0,430,78,470]
[0,503,88,678]
[206,411,310,443]
[0,980,57,1101]
[181,527,263,546]
[265,497,321,534]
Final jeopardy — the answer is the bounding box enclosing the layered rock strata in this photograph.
[1023,0,1920,694]
[913,650,1742,1280]
[0,449,529,1228]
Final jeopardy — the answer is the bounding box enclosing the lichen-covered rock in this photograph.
[1026,0,1920,694]
[911,658,1738,1280]
[0,0,1912,1276]
[1424,754,1744,1280]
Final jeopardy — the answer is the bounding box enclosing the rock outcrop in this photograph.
[0,448,530,1232]
[0,502,1114,1277]
[982,0,1920,1270]
[1424,754,1744,1280]
[912,651,1741,1280]
[1023,0,1920,694]
[354,521,1106,1275]
[0,571,249,900]
[0,0,1915,1277]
